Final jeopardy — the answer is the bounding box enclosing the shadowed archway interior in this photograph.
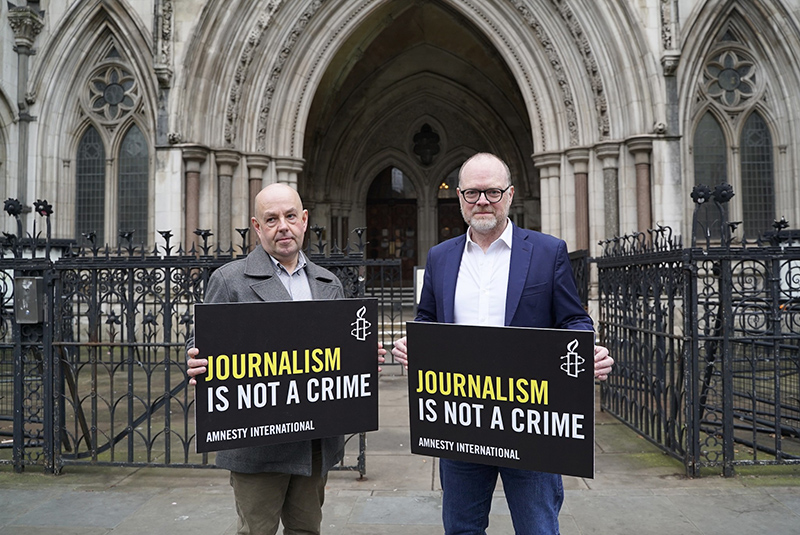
[302,0,535,264]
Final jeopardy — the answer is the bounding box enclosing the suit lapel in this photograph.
[505,225,533,325]
[244,247,291,302]
[442,235,466,323]
[306,262,341,300]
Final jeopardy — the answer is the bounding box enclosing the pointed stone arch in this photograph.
[28,1,158,240]
[175,0,660,255]
[680,0,800,233]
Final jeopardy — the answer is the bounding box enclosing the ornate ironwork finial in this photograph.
[33,199,53,217]
[119,230,135,244]
[773,216,790,232]
[712,183,735,204]
[82,231,97,246]
[4,198,23,217]
[690,184,712,204]
[158,230,174,255]
[194,229,213,255]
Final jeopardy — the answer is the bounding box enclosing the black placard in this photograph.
[407,321,595,478]
[194,299,379,453]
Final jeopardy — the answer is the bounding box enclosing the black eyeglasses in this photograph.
[458,185,512,204]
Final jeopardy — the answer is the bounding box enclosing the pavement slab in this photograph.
[1,374,798,535]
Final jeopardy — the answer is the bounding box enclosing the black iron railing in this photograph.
[598,185,800,476]
[0,200,404,476]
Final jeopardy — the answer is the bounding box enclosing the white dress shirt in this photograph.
[453,220,513,326]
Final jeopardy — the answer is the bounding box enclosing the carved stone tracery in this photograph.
[225,2,284,148]
[509,0,579,147]
[549,0,609,140]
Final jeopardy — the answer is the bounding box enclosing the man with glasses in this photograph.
[392,152,613,534]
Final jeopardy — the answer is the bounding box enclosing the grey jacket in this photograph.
[195,246,346,476]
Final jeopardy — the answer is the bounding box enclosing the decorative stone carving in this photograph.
[85,64,141,124]
[168,132,183,144]
[652,122,668,135]
[413,124,441,165]
[153,0,174,87]
[8,6,44,49]
[550,0,610,140]
[257,1,324,152]
[661,52,680,77]
[660,0,675,51]
[509,0,579,146]
[224,4,282,148]
[703,49,757,109]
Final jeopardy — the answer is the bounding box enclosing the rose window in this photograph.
[703,50,756,108]
[87,65,139,122]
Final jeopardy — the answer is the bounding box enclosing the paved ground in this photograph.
[1,374,799,534]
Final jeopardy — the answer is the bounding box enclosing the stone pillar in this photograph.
[596,142,621,239]
[329,201,347,250]
[8,5,44,225]
[182,146,208,250]
[215,150,241,248]
[533,152,561,236]
[567,148,590,251]
[340,201,351,249]
[246,154,271,228]
[274,157,305,189]
[628,137,653,234]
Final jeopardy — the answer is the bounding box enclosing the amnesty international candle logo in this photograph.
[407,322,595,478]
[350,306,371,341]
[560,339,586,378]
[194,299,379,453]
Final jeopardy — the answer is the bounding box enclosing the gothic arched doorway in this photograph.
[366,166,417,283]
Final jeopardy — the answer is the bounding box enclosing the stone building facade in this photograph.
[2,0,799,274]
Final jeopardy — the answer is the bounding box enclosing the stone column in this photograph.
[246,154,271,229]
[8,5,44,225]
[182,146,207,250]
[533,152,561,236]
[215,150,241,248]
[567,148,590,251]
[274,157,305,189]
[595,142,621,239]
[340,201,352,249]
[628,137,654,234]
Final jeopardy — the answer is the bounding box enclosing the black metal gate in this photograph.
[598,185,800,476]
[0,200,405,474]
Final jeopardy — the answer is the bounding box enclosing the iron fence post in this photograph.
[684,247,701,477]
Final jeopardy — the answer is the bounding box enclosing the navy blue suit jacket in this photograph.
[416,223,593,332]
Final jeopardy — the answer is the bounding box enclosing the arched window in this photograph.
[76,126,106,243]
[118,124,148,240]
[740,112,774,237]
[74,46,149,246]
[693,112,728,186]
[693,34,781,241]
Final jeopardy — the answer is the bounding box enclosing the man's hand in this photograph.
[391,336,408,370]
[593,345,613,381]
[378,341,386,372]
[186,347,207,386]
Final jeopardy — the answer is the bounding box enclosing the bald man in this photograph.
[187,184,359,535]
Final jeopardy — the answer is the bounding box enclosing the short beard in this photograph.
[469,217,498,232]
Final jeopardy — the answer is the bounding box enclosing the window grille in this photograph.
[76,126,106,243]
[740,112,774,238]
[118,124,149,242]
